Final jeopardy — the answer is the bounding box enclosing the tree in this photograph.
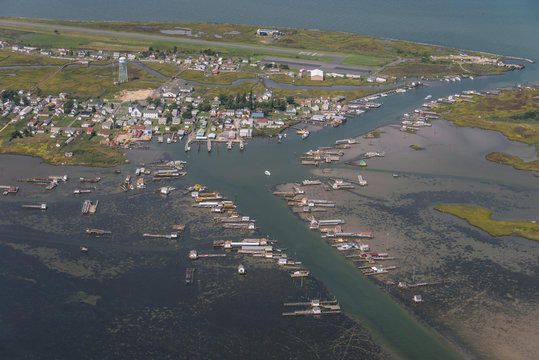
[286,96,295,105]
[182,110,191,120]
[198,101,211,112]
[64,99,74,114]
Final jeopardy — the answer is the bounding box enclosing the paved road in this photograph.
[0,20,350,63]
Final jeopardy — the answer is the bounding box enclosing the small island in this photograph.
[435,205,539,242]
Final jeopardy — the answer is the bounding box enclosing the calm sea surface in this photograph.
[0,1,538,359]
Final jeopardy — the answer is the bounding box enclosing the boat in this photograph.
[358,175,367,186]
[207,139,212,152]
[158,186,175,195]
[239,142,244,151]
[136,178,146,189]
[425,95,432,100]
[185,141,191,152]
[264,170,271,176]
[238,264,246,275]
[413,295,424,303]
[290,270,310,278]
[227,141,232,150]
[166,137,171,144]
[392,173,399,178]
[80,246,88,253]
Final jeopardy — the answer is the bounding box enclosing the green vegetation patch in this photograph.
[340,54,396,67]
[0,67,58,90]
[435,205,539,242]
[409,144,424,150]
[0,131,127,167]
[485,151,539,171]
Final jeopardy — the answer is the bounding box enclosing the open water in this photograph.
[1,1,538,359]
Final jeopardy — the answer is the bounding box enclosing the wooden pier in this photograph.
[22,203,47,210]
[86,228,111,236]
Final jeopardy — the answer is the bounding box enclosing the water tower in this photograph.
[118,56,128,83]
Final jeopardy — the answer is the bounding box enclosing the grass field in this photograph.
[180,70,256,85]
[0,67,58,90]
[435,205,539,242]
[36,64,165,98]
[0,50,70,66]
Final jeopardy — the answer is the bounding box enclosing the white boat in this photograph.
[239,142,244,151]
[207,139,212,152]
[238,264,246,275]
[425,95,432,100]
[166,137,171,144]
[302,131,310,139]
[227,141,232,150]
[413,295,424,303]
[160,186,175,195]
[185,141,191,152]
[358,175,367,186]
[264,170,271,176]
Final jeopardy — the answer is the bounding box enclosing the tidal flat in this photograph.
[276,120,538,360]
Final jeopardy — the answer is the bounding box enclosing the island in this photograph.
[0,18,530,166]
[435,205,539,242]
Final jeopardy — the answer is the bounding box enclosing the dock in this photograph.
[189,250,226,260]
[282,299,341,316]
[143,232,178,239]
[282,309,341,316]
[86,228,111,236]
[22,203,47,210]
[0,185,19,195]
[81,200,98,215]
[185,268,195,284]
